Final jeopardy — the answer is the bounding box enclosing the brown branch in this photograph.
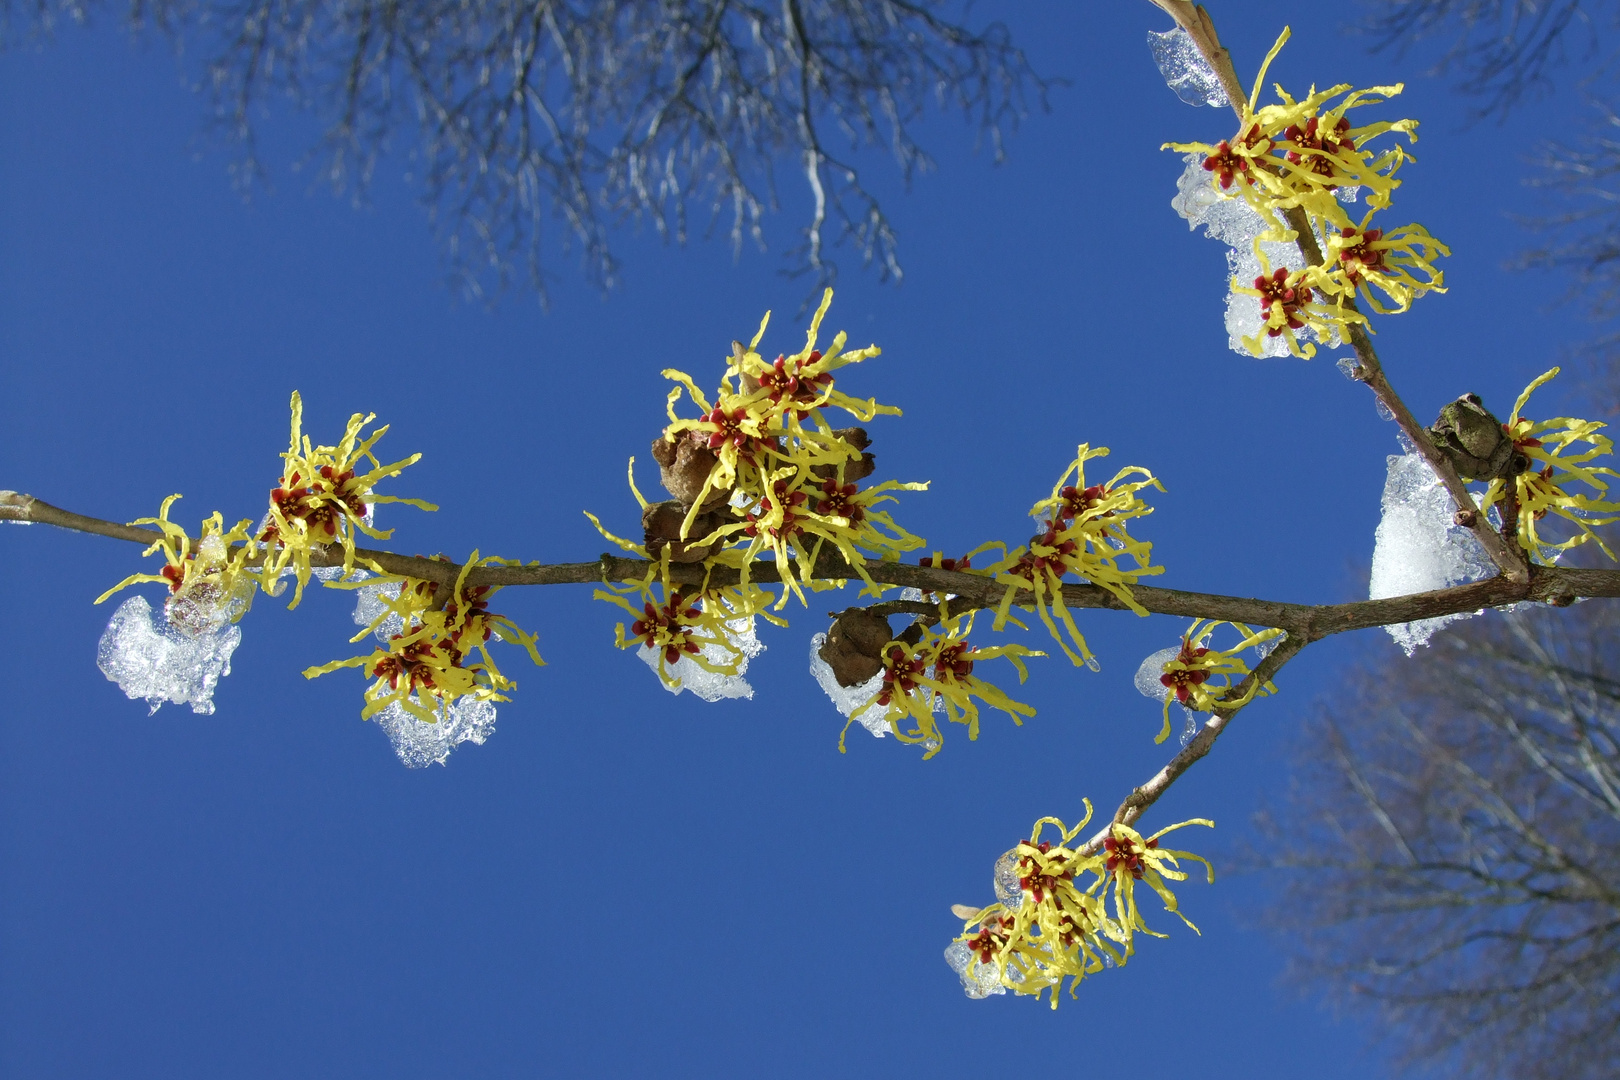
[7,491,1615,631]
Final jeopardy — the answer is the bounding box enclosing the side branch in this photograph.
[1143,2,1528,581]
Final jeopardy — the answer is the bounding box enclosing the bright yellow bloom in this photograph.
[303,553,542,724]
[1315,214,1448,314]
[1480,367,1620,558]
[259,392,437,608]
[988,445,1164,667]
[1230,251,1367,360]
[594,555,785,692]
[1101,820,1214,939]
[95,495,259,633]
[843,610,1041,757]
[1152,619,1283,744]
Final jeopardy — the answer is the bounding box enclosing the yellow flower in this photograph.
[987,445,1164,667]
[594,555,785,693]
[843,610,1041,757]
[1315,214,1448,314]
[259,392,437,608]
[1230,252,1368,360]
[95,495,258,633]
[1480,367,1620,559]
[1100,819,1215,939]
[303,553,542,724]
[1152,619,1283,744]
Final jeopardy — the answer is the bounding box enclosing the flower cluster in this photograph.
[1166,27,1448,357]
[259,392,436,608]
[95,495,258,634]
[985,445,1164,667]
[1150,619,1282,744]
[1479,367,1620,559]
[948,803,1213,1007]
[303,553,543,724]
[842,611,1041,758]
[631,289,927,610]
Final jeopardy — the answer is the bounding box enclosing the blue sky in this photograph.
[0,3,1603,1077]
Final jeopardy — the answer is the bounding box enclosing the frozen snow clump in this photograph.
[371,695,498,768]
[637,616,764,702]
[351,576,406,641]
[1148,26,1229,107]
[97,595,242,715]
[1370,449,1494,654]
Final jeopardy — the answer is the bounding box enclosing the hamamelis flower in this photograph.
[843,611,1041,756]
[1152,619,1283,744]
[303,553,542,724]
[595,556,784,695]
[1230,254,1367,359]
[1316,214,1448,313]
[1101,819,1214,939]
[989,445,1164,667]
[95,495,258,634]
[1480,368,1620,558]
[259,392,437,608]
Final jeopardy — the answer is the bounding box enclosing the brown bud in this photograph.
[641,501,729,563]
[818,607,893,687]
[1452,508,1477,528]
[1428,393,1523,481]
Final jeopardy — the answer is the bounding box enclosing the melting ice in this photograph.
[1148,26,1229,107]
[372,695,498,768]
[638,617,764,702]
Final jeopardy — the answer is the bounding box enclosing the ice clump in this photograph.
[1170,153,1343,358]
[809,632,887,735]
[97,595,242,715]
[371,695,498,768]
[637,617,764,702]
[993,849,1024,911]
[351,576,405,641]
[1370,449,1494,654]
[1133,646,1180,702]
[944,940,1008,1000]
[1148,26,1229,107]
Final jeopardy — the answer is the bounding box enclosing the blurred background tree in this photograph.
[1366,0,1620,407]
[0,0,1046,302]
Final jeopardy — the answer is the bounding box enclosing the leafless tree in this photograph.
[2,0,1046,302]
[1260,593,1620,1079]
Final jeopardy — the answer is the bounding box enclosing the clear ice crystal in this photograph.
[96,595,241,715]
[1170,154,1337,358]
[1180,709,1200,747]
[352,577,405,641]
[809,633,887,735]
[993,849,1025,910]
[371,694,497,768]
[1134,647,1180,702]
[1370,451,1494,654]
[636,617,764,702]
[1148,26,1230,107]
[944,940,1008,1000]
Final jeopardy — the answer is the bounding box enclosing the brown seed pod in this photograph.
[651,430,727,509]
[641,501,730,563]
[812,427,876,484]
[818,607,894,687]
